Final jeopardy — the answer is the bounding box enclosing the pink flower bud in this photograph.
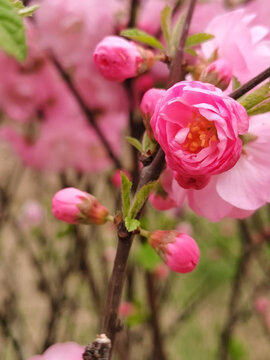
[52,187,109,225]
[140,88,165,139]
[149,230,199,274]
[200,59,232,91]
[93,36,155,82]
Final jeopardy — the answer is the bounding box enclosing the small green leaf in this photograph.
[239,81,270,111]
[185,48,197,57]
[169,13,184,56]
[121,172,132,218]
[125,136,143,153]
[0,0,27,61]
[185,33,214,48]
[18,4,40,17]
[129,181,157,219]
[247,98,270,116]
[161,5,172,45]
[125,217,140,232]
[136,242,161,270]
[228,337,248,360]
[233,76,241,90]
[120,28,165,50]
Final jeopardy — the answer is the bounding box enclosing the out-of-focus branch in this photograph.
[51,57,122,170]
[217,220,254,360]
[145,271,167,360]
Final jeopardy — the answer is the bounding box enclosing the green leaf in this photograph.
[124,217,140,232]
[169,13,184,56]
[233,76,241,90]
[121,172,132,218]
[161,5,172,45]
[228,337,248,360]
[18,4,40,17]
[247,98,270,116]
[120,28,165,50]
[125,136,143,153]
[239,81,270,111]
[0,0,27,61]
[185,33,214,48]
[185,48,197,57]
[129,181,157,219]
[136,241,161,270]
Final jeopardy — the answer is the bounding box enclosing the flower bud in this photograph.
[140,88,165,139]
[148,230,199,273]
[93,35,155,82]
[52,187,109,225]
[199,59,232,90]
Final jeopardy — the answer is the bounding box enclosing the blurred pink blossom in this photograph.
[201,9,270,85]
[29,342,84,360]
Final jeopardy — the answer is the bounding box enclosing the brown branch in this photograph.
[97,1,198,359]
[51,57,122,170]
[217,220,254,360]
[229,67,270,99]
[167,0,198,87]
[145,271,167,360]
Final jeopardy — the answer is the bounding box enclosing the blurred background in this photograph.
[0,0,270,359]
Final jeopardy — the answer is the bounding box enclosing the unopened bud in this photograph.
[52,187,109,225]
[140,88,165,139]
[149,230,199,274]
[200,59,232,90]
[93,35,155,82]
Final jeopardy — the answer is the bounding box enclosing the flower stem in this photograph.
[229,66,270,99]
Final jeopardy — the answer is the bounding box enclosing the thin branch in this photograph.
[167,0,198,87]
[98,1,198,359]
[217,220,254,360]
[145,272,167,360]
[229,67,270,99]
[51,57,122,169]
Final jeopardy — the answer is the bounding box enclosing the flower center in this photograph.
[182,117,218,153]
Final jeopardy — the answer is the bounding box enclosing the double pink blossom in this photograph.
[150,81,249,189]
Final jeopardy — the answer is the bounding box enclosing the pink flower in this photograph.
[254,297,269,314]
[52,187,109,225]
[200,59,232,91]
[93,36,154,82]
[140,88,166,139]
[153,263,169,280]
[149,230,200,274]
[201,9,270,85]
[158,112,270,222]
[29,342,84,360]
[118,302,135,317]
[18,200,44,229]
[150,81,249,189]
